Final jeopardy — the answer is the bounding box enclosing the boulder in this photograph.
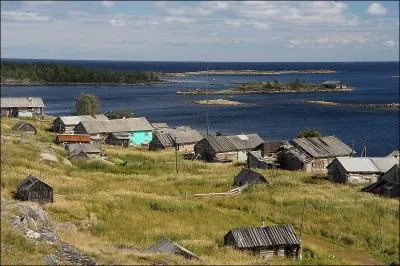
[40,153,58,163]
[62,158,72,166]
[26,229,41,240]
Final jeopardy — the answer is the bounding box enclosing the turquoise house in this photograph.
[74,117,154,146]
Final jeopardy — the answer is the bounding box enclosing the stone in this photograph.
[26,229,41,239]
[15,201,51,226]
[40,153,58,163]
[43,254,61,266]
[62,158,72,166]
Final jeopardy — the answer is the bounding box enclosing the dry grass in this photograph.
[1,117,399,265]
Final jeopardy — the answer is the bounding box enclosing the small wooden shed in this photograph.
[16,175,53,202]
[362,164,399,198]
[224,225,301,259]
[12,121,37,135]
[234,168,269,186]
[106,132,130,147]
[247,151,277,169]
[147,237,199,260]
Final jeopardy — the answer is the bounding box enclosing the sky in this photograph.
[1,1,399,62]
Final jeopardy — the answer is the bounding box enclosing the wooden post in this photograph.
[175,137,178,174]
[300,198,306,237]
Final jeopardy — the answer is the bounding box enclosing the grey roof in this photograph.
[290,136,352,158]
[321,80,343,85]
[1,97,45,108]
[147,237,199,259]
[204,134,263,153]
[151,122,169,129]
[167,129,203,145]
[153,131,174,147]
[77,117,153,134]
[286,147,312,163]
[370,157,399,173]
[17,175,51,192]
[234,168,268,186]
[12,121,36,132]
[55,114,109,126]
[333,157,380,173]
[110,132,130,140]
[248,151,276,164]
[66,143,101,154]
[362,178,399,197]
[387,149,399,158]
[68,150,90,160]
[226,225,300,248]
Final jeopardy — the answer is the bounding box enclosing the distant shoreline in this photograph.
[193,99,243,106]
[305,100,400,110]
[165,69,336,77]
[0,80,175,87]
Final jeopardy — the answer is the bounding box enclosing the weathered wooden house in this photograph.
[149,129,203,152]
[194,134,264,163]
[362,164,399,198]
[147,237,199,260]
[55,134,91,145]
[277,136,353,173]
[66,143,102,160]
[106,132,130,147]
[1,97,44,117]
[247,151,276,169]
[327,157,399,184]
[12,121,37,135]
[233,168,269,186]
[52,114,108,133]
[321,80,348,89]
[16,175,53,202]
[74,117,153,145]
[262,141,285,157]
[224,225,301,259]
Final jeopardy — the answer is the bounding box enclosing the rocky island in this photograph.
[177,80,351,95]
[193,99,242,106]
[165,69,336,77]
[305,100,400,109]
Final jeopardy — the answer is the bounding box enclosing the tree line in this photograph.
[1,62,159,84]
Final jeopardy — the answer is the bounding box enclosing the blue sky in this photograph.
[1,1,399,62]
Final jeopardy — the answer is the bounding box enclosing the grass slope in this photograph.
[1,117,399,265]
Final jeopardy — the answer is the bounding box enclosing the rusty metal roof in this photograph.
[226,225,300,248]
[290,136,352,158]
[56,134,91,142]
[147,237,199,259]
[1,97,44,108]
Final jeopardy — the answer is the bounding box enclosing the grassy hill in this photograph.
[1,117,399,265]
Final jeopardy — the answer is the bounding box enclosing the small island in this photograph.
[177,79,351,95]
[193,99,243,106]
[165,69,336,77]
[305,100,399,109]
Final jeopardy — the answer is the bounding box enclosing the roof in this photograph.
[153,131,174,147]
[203,134,263,153]
[12,121,36,132]
[167,129,203,145]
[321,80,343,85]
[54,114,109,126]
[285,147,312,163]
[1,97,45,108]
[226,225,301,248]
[248,151,276,164]
[68,150,90,159]
[77,117,153,134]
[370,157,399,173]
[17,175,51,192]
[110,132,130,140]
[147,237,199,259]
[234,168,268,185]
[290,136,352,158]
[151,122,169,129]
[56,134,90,142]
[331,157,399,173]
[387,149,399,158]
[66,143,101,154]
[362,179,399,197]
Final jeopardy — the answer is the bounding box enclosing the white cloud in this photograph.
[367,3,387,15]
[1,11,49,22]
[109,19,126,27]
[224,19,268,30]
[24,1,54,5]
[198,1,230,15]
[165,16,194,23]
[384,40,395,48]
[102,1,115,8]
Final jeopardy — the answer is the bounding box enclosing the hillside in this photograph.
[0,117,399,265]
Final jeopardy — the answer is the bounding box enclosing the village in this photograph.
[0,96,399,265]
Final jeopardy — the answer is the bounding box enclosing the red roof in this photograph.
[57,134,90,142]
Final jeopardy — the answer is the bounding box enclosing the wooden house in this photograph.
[55,134,91,145]
[362,164,399,198]
[277,136,353,173]
[149,128,203,152]
[52,114,108,133]
[247,151,276,169]
[321,80,348,89]
[66,143,102,160]
[262,141,285,157]
[12,121,37,135]
[233,168,269,186]
[106,132,130,147]
[147,237,199,260]
[327,157,398,184]
[16,175,53,202]
[1,97,44,117]
[194,134,263,163]
[74,117,153,145]
[224,225,301,259]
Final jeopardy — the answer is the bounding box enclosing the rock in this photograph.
[26,229,41,239]
[62,158,72,166]
[54,222,77,233]
[56,243,97,265]
[26,216,38,231]
[43,254,61,265]
[40,153,58,163]
[15,201,51,226]
[11,215,28,229]
[39,230,60,244]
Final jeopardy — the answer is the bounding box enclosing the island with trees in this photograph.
[164,69,336,77]
[177,79,352,95]
[0,62,164,86]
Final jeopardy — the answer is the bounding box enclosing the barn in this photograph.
[233,168,269,186]
[362,164,399,198]
[149,128,203,152]
[194,134,263,163]
[224,225,301,259]
[277,136,353,173]
[52,114,108,133]
[1,97,45,117]
[147,237,199,260]
[12,121,37,135]
[16,175,53,202]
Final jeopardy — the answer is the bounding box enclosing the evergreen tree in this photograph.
[75,93,100,115]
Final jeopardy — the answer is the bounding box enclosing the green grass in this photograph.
[1,117,399,265]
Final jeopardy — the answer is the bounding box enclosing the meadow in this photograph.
[1,117,399,265]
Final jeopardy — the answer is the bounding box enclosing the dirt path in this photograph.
[302,233,384,265]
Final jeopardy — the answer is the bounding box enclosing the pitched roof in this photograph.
[77,117,153,134]
[17,175,51,192]
[147,237,199,259]
[204,134,264,153]
[285,147,312,163]
[66,143,101,154]
[56,134,91,142]
[387,149,399,158]
[153,131,174,147]
[12,121,36,133]
[166,129,203,145]
[151,122,169,129]
[332,157,399,173]
[1,97,45,108]
[370,157,399,173]
[361,179,399,197]
[290,136,352,158]
[234,168,268,185]
[226,225,300,248]
[55,114,109,126]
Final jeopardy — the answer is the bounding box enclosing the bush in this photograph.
[75,93,100,115]
[297,129,321,138]
[341,235,355,245]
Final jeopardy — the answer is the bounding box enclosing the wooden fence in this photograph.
[193,184,249,198]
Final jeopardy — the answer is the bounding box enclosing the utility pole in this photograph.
[175,137,178,174]
[206,64,209,138]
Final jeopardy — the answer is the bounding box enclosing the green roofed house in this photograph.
[74,117,153,146]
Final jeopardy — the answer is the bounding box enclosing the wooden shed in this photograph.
[16,175,53,202]
[12,121,37,135]
[149,128,203,152]
[234,168,269,186]
[66,143,102,159]
[106,132,130,147]
[52,114,108,133]
[224,225,301,259]
[1,97,44,117]
[55,134,91,144]
[362,164,399,198]
[247,151,276,169]
[147,237,199,260]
